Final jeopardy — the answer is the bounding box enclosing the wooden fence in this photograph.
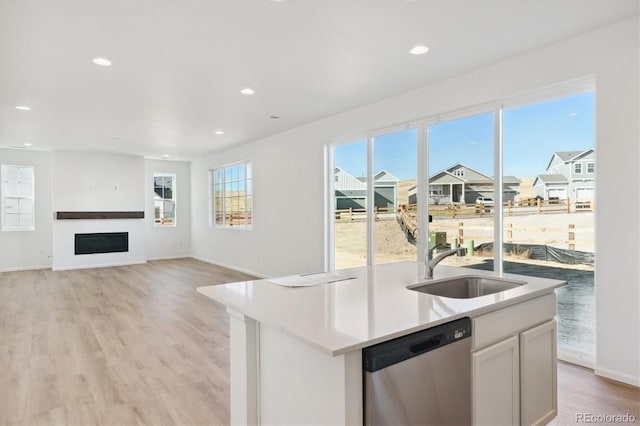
[336,204,593,250]
[423,197,594,219]
[430,221,594,251]
[214,213,253,226]
[337,198,593,222]
[334,206,394,221]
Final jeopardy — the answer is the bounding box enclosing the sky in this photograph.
[334,92,594,180]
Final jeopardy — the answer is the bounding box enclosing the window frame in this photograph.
[153,172,177,227]
[327,77,595,367]
[587,162,595,174]
[1,164,35,232]
[209,161,253,230]
[327,76,594,273]
[574,163,582,174]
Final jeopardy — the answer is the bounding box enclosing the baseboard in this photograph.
[146,255,191,261]
[190,256,266,279]
[0,265,52,272]
[52,260,148,271]
[558,347,595,369]
[594,366,640,388]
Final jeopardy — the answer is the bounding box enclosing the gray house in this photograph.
[533,149,595,201]
[407,163,520,204]
[373,170,399,210]
[334,168,399,210]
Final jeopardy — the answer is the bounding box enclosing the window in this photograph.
[503,90,595,362]
[153,173,176,226]
[332,131,417,270]
[428,112,495,268]
[211,162,252,228]
[333,141,367,269]
[1,164,35,231]
[328,85,596,366]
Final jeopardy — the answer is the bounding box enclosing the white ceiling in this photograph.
[1,0,638,160]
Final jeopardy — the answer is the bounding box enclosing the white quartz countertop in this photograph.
[197,261,565,356]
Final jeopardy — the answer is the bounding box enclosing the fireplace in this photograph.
[75,232,129,255]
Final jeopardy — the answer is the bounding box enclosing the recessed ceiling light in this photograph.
[15,105,31,111]
[240,87,255,95]
[92,57,112,66]
[215,130,225,135]
[409,44,430,55]
[162,154,171,159]
[23,142,33,147]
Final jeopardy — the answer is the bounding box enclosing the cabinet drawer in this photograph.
[473,293,556,350]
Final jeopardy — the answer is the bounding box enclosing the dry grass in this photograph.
[335,215,595,272]
[397,180,416,205]
[334,218,417,269]
[518,177,535,200]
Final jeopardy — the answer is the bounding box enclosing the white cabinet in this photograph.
[472,294,558,426]
[521,320,557,426]
[472,335,520,426]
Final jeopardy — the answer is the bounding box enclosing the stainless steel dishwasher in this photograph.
[363,317,472,425]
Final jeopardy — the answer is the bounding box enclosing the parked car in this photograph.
[475,196,494,205]
[475,196,493,213]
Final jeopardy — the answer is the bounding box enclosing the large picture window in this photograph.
[153,173,176,226]
[1,164,35,231]
[329,81,595,367]
[211,162,252,228]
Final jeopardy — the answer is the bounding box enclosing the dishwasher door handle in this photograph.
[409,335,443,354]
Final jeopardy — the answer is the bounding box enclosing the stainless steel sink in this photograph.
[407,275,526,299]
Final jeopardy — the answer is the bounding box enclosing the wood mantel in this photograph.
[56,211,144,220]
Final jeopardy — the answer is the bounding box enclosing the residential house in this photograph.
[334,168,399,210]
[533,149,595,201]
[372,170,399,210]
[334,167,366,209]
[407,163,520,204]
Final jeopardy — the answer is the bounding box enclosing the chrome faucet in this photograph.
[425,246,467,279]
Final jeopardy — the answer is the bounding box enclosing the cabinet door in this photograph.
[520,320,557,426]
[472,335,519,426]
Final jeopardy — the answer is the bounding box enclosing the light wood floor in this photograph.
[550,361,639,425]
[1,259,638,425]
[0,259,254,425]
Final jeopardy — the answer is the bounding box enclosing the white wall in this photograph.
[51,151,146,270]
[191,136,325,278]
[592,19,639,387]
[0,148,53,271]
[145,159,191,260]
[191,18,639,385]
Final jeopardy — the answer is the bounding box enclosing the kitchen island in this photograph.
[197,261,565,425]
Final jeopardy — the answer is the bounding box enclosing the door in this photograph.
[374,186,395,210]
[472,335,519,426]
[520,320,557,426]
[547,187,567,200]
[575,187,594,202]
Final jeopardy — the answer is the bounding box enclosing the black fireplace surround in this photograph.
[75,232,129,255]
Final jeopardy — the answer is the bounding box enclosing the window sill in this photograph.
[211,225,253,231]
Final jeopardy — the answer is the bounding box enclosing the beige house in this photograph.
[408,163,520,204]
